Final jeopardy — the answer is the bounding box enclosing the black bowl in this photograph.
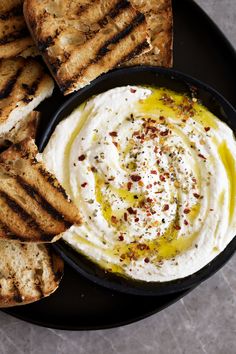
[39,66,236,296]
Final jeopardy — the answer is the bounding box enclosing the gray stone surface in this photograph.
[0,1,235,353]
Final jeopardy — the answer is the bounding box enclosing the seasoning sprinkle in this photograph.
[78,154,86,161]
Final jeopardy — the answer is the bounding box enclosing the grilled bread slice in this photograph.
[0,138,82,243]
[0,241,63,307]
[0,0,35,58]
[0,111,39,149]
[0,57,54,137]
[24,0,151,95]
[126,0,173,67]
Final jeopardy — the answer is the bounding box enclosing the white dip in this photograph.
[42,86,236,281]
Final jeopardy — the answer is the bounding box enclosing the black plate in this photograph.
[3,0,236,329]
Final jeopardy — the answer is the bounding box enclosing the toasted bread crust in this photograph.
[0,57,54,135]
[24,0,151,95]
[0,0,35,58]
[0,138,82,243]
[0,111,40,148]
[126,0,173,67]
[0,242,64,307]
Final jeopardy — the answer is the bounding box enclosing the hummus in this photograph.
[42,86,236,282]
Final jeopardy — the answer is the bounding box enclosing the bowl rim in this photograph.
[38,65,236,296]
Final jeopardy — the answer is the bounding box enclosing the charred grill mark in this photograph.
[95,13,145,60]
[97,0,129,26]
[109,0,130,18]
[50,58,62,74]
[0,28,29,45]
[22,76,41,96]
[13,283,23,303]
[38,35,55,52]
[22,96,33,103]
[17,176,71,228]
[38,167,69,201]
[0,190,42,233]
[97,17,108,27]
[38,29,61,52]
[0,220,16,238]
[0,230,31,242]
[0,68,23,99]
[0,5,22,20]
[61,13,146,93]
[49,51,70,74]
[118,39,150,63]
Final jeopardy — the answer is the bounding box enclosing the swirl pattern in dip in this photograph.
[42,86,236,282]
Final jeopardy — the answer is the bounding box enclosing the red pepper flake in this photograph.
[204,127,211,132]
[130,88,136,93]
[81,182,88,188]
[111,216,118,223]
[137,244,150,251]
[193,193,200,199]
[184,220,189,226]
[144,257,150,263]
[160,130,169,136]
[127,207,136,214]
[133,131,140,136]
[113,141,118,147]
[91,166,97,173]
[163,204,169,211]
[159,116,165,121]
[151,170,157,175]
[174,225,181,230]
[146,198,153,203]
[131,175,141,182]
[160,175,165,182]
[198,153,206,160]
[78,154,86,161]
[127,182,132,191]
[134,218,140,222]
[184,208,191,214]
[109,131,118,137]
[118,235,124,241]
[124,212,128,221]
[192,177,197,183]
[154,146,158,153]
[156,159,160,165]
[147,184,152,189]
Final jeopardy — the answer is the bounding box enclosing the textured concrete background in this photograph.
[0,1,235,353]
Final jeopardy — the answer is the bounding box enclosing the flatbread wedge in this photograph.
[0,138,82,243]
[0,57,54,137]
[0,111,39,149]
[0,241,63,307]
[0,0,35,58]
[24,0,151,95]
[126,0,173,67]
